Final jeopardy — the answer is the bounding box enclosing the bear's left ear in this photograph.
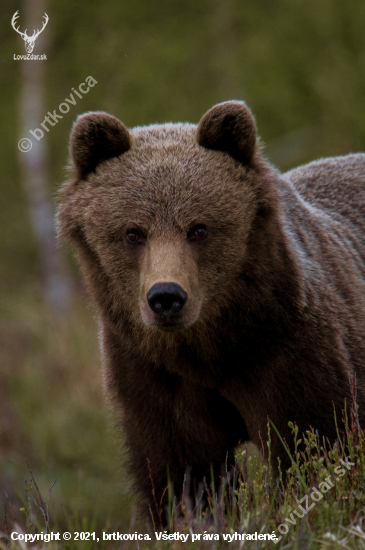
[197,101,257,165]
[70,112,131,178]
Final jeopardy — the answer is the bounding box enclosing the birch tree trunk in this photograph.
[17,0,72,314]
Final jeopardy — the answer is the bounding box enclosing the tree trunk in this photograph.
[17,0,72,314]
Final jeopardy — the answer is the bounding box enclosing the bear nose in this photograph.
[147,283,187,315]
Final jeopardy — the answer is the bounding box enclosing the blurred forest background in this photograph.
[1,0,365,533]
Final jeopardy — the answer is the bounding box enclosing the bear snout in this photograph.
[147,282,187,321]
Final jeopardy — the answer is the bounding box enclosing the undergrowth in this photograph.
[1,390,365,549]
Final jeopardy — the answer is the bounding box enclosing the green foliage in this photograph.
[2,396,365,549]
[0,295,132,539]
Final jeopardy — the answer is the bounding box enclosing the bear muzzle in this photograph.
[147,282,188,328]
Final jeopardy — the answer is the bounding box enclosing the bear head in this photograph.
[58,101,287,342]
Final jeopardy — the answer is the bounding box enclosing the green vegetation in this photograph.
[1,369,365,548]
[0,294,133,536]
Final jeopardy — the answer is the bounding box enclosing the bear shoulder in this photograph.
[284,153,365,229]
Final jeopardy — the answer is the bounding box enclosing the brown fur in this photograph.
[57,101,365,524]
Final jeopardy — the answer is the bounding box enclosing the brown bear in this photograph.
[57,101,365,524]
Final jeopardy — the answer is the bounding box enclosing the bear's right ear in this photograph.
[197,101,257,165]
[70,112,131,178]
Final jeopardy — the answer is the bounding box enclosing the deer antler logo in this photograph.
[11,10,49,54]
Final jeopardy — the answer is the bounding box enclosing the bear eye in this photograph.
[188,224,208,240]
[126,228,141,243]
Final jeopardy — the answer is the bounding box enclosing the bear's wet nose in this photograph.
[147,283,187,315]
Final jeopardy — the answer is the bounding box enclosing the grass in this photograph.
[1,290,365,549]
[0,288,133,544]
